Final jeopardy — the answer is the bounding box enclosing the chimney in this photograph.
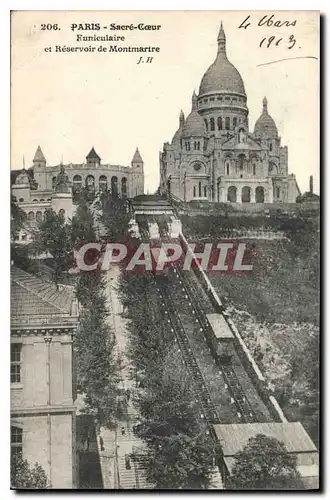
[309,175,313,194]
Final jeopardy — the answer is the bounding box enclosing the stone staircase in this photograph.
[118,456,150,489]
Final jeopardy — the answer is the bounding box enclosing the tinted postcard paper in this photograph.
[10,11,319,490]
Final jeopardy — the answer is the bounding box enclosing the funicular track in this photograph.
[154,276,221,432]
[168,264,258,423]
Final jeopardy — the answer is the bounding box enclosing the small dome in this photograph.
[14,170,30,186]
[182,92,205,138]
[199,23,246,96]
[254,97,278,138]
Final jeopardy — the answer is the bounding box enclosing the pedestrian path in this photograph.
[103,265,151,489]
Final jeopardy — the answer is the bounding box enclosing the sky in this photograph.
[11,10,319,194]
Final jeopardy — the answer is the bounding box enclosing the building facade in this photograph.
[11,146,145,232]
[159,24,300,204]
[11,267,79,488]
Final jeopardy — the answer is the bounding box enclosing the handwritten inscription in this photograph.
[238,14,297,30]
[238,14,299,51]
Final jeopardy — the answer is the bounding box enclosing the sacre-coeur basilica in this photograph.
[159,23,300,204]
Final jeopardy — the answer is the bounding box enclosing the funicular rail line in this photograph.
[168,264,258,423]
[154,277,221,431]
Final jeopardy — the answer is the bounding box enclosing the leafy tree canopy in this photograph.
[230,434,303,490]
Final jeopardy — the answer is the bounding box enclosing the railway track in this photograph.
[167,264,258,423]
[155,277,221,431]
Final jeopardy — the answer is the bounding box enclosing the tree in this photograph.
[32,209,72,284]
[229,434,303,490]
[11,455,48,489]
[11,195,26,241]
[71,199,96,250]
[100,194,130,239]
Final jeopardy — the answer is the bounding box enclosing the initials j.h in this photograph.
[137,56,154,64]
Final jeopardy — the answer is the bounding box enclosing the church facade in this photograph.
[159,24,300,204]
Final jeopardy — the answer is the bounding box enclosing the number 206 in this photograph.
[41,24,59,30]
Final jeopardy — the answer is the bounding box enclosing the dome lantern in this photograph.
[217,21,226,54]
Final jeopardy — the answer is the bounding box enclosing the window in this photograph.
[210,117,215,131]
[185,142,190,151]
[225,117,230,130]
[276,187,280,198]
[204,119,208,131]
[204,186,207,197]
[11,344,21,383]
[121,177,127,197]
[226,163,230,175]
[21,234,27,241]
[52,176,57,189]
[217,117,222,130]
[198,182,202,197]
[253,163,256,176]
[27,211,34,223]
[233,117,237,129]
[36,211,42,223]
[193,186,196,197]
[269,143,273,152]
[210,97,215,102]
[59,209,65,217]
[225,96,230,101]
[19,198,24,203]
[99,175,108,192]
[111,176,118,198]
[193,141,200,151]
[11,427,23,458]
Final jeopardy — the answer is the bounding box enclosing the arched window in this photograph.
[198,181,202,197]
[40,199,44,202]
[59,209,65,218]
[256,186,265,203]
[203,186,207,197]
[269,142,273,152]
[227,186,237,203]
[33,199,38,202]
[226,162,230,175]
[217,117,222,130]
[52,176,57,189]
[225,117,230,130]
[36,211,42,223]
[238,154,245,171]
[86,175,95,190]
[242,186,251,203]
[210,117,215,131]
[276,186,280,198]
[233,117,237,129]
[11,426,23,458]
[111,176,118,198]
[204,119,208,131]
[19,198,24,202]
[73,174,82,192]
[121,177,127,197]
[253,163,256,176]
[99,175,108,192]
[185,142,190,151]
[193,186,196,197]
[27,211,34,223]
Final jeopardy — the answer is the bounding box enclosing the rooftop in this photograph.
[214,421,317,457]
[11,266,77,320]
